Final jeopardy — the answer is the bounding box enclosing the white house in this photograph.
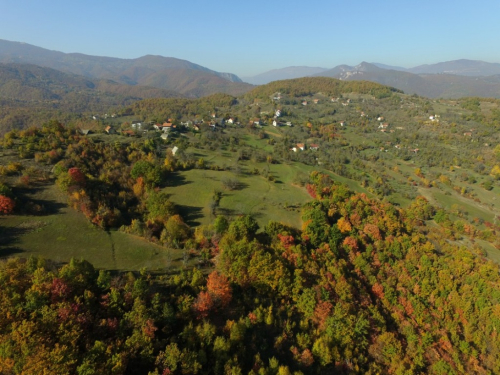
[275,110,281,117]
[132,121,143,130]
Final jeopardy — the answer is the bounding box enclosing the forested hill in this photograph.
[122,93,238,120]
[0,63,182,132]
[0,63,182,103]
[244,77,403,100]
[1,173,499,374]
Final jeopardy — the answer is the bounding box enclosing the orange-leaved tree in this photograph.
[206,271,232,308]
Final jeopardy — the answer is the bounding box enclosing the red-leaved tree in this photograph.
[68,167,86,186]
[0,195,15,214]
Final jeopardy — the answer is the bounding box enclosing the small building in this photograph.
[310,144,319,151]
[166,146,179,155]
[161,133,169,141]
[104,126,116,134]
[275,110,282,117]
[313,99,319,104]
[296,143,305,151]
[286,121,293,127]
[131,121,142,130]
[158,122,174,133]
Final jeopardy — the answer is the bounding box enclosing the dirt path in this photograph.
[106,231,117,269]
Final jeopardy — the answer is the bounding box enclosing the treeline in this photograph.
[1,173,500,374]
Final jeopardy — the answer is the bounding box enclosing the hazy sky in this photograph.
[1,0,499,76]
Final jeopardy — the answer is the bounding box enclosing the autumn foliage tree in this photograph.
[0,195,15,214]
[68,167,86,186]
[206,271,232,308]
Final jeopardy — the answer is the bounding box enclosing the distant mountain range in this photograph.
[243,60,500,98]
[408,59,500,76]
[314,62,500,98]
[2,39,500,100]
[242,66,328,85]
[0,39,252,98]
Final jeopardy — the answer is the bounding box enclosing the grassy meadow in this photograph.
[0,184,190,271]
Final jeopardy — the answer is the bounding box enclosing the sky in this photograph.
[1,0,499,77]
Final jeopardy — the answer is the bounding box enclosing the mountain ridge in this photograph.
[0,39,251,97]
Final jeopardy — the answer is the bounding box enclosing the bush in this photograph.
[221,177,240,191]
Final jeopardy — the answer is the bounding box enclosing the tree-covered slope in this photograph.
[1,173,499,374]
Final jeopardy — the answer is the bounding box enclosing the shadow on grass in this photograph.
[222,182,249,192]
[217,207,238,217]
[166,172,191,188]
[0,247,24,257]
[26,199,66,215]
[176,205,204,226]
[0,225,26,257]
[15,185,66,215]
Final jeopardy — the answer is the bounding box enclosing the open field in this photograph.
[0,184,192,271]
[164,166,312,229]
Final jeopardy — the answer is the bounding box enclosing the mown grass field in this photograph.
[164,166,313,229]
[0,184,190,271]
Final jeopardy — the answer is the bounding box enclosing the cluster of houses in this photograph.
[290,143,319,152]
[380,143,419,154]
